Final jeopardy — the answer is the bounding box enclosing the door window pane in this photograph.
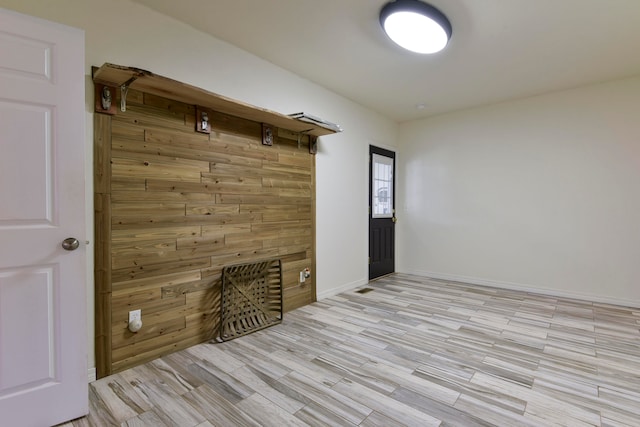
[372,153,393,218]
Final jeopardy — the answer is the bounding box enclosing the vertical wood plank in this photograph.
[94,113,111,194]
[94,113,113,378]
[311,151,317,303]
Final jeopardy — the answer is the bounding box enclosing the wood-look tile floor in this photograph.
[63,274,640,426]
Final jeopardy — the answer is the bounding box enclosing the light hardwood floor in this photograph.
[62,274,640,426]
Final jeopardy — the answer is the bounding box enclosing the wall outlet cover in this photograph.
[128,309,141,323]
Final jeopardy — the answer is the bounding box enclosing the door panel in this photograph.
[369,146,395,279]
[0,7,87,426]
[0,101,53,223]
[0,267,57,392]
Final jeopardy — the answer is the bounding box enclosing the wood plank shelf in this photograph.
[92,63,339,137]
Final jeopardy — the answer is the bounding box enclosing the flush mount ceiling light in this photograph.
[379,0,452,54]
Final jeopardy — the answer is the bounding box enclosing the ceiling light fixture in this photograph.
[379,0,452,54]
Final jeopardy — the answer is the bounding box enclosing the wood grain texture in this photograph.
[65,274,640,426]
[94,112,113,378]
[92,63,338,137]
[94,85,316,375]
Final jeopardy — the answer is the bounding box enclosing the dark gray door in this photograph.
[369,146,396,279]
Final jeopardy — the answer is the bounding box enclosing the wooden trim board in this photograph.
[93,63,338,137]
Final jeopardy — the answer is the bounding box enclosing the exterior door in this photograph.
[0,8,88,426]
[369,146,396,279]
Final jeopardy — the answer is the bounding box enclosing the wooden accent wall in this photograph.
[94,89,316,376]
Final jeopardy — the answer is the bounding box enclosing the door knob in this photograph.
[61,237,80,251]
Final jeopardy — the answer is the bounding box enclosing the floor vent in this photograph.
[218,258,283,342]
[355,287,374,294]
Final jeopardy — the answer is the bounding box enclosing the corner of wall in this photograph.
[401,269,640,309]
[316,277,369,300]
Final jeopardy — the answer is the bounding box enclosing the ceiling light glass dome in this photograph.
[380,0,452,54]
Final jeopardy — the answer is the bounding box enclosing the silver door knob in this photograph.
[61,237,80,251]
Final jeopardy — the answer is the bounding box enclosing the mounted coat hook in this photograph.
[201,112,209,131]
[94,84,116,115]
[262,123,274,146]
[101,86,112,110]
[195,107,212,134]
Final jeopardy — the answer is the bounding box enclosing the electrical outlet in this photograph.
[128,309,141,324]
[300,271,305,283]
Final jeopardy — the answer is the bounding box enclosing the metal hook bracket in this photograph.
[295,131,317,154]
[309,135,318,154]
[120,76,138,112]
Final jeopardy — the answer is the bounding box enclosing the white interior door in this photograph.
[0,8,87,426]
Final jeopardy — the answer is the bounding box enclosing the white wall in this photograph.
[397,75,640,307]
[0,0,398,373]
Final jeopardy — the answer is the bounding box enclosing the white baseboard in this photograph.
[402,269,640,309]
[88,367,96,383]
[316,278,368,300]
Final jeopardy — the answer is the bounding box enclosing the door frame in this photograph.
[368,145,396,280]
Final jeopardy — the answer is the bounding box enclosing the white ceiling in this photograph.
[132,0,640,122]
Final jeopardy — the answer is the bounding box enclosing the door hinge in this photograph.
[369,257,371,265]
